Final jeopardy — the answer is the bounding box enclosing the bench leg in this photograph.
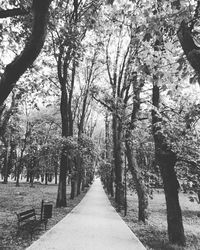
[44,219,48,230]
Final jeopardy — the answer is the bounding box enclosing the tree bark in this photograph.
[152,84,186,246]
[0,0,52,105]
[56,150,67,207]
[56,77,70,207]
[125,139,148,222]
[109,168,114,197]
[105,113,114,197]
[112,113,124,210]
[77,173,82,196]
[3,143,9,184]
[70,179,75,199]
[0,8,29,18]
[54,168,58,184]
[45,173,48,185]
[56,50,74,206]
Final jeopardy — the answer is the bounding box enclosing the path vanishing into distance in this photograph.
[27,178,146,250]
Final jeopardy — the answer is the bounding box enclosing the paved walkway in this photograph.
[27,178,146,250]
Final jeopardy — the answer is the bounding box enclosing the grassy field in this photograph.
[116,190,200,250]
[0,181,88,250]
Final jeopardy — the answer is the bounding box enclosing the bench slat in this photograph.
[19,213,36,222]
[18,209,35,217]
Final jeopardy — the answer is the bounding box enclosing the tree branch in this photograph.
[0,0,52,106]
[0,8,30,18]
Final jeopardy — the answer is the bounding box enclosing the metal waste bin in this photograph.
[43,203,53,219]
[41,200,53,220]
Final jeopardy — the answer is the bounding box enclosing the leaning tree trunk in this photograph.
[177,5,200,79]
[125,138,148,222]
[152,84,185,246]
[0,0,52,105]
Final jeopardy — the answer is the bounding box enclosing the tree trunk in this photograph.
[70,180,75,199]
[45,173,48,185]
[16,163,20,187]
[56,78,71,207]
[81,171,86,192]
[55,169,58,185]
[26,170,30,182]
[16,149,24,186]
[158,151,185,244]
[109,169,114,197]
[29,171,34,187]
[56,151,67,207]
[0,0,52,105]
[106,170,114,197]
[112,113,124,210]
[3,146,9,184]
[77,173,82,196]
[152,84,186,245]
[125,139,148,222]
[70,173,78,200]
[105,113,114,196]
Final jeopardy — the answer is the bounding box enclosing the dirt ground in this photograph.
[117,189,200,250]
[0,181,88,250]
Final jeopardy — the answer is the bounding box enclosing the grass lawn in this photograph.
[0,181,88,250]
[115,190,200,250]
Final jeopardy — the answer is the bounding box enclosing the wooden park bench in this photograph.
[16,200,53,239]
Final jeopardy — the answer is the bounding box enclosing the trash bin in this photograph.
[41,200,53,220]
[43,204,53,219]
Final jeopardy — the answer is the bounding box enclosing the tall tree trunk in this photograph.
[152,84,185,246]
[81,169,86,192]
[70,172,78,200]
[56,151,67,207]
[16,163,20,187]
[125,138,148,222]
[109,167,114,197]
[77,172,82,196]
[158,150,185,244]
[16,147,25,187]
[3,145,9,184]
[54,168,58,184]
[76,155,82,196]
[45,173,48,185]
[105,113,114,196]
[56,79,70,207]
[29,168,34,187]
[112,113,124,210]
[26,170,30,182]
[70,180,76,199]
